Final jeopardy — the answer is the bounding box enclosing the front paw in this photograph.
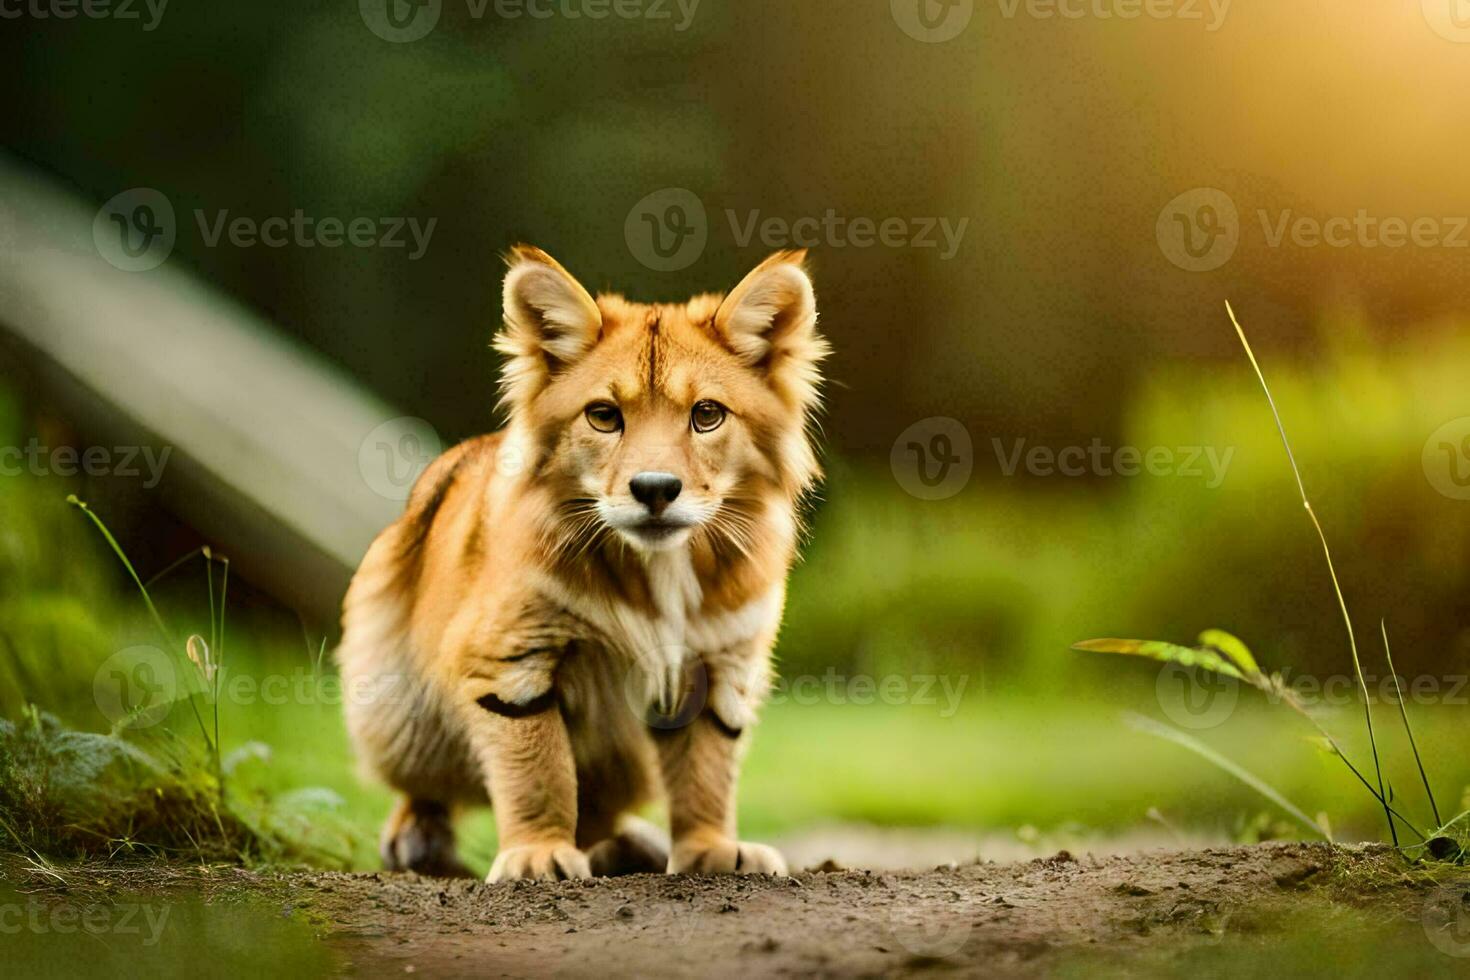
[488,842,591,882]
[670,835,787,875]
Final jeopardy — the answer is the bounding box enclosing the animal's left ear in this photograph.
[713,250,828,410]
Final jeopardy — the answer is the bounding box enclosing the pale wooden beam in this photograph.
[0,155,428,626]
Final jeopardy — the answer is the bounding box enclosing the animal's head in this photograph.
[495,245,827,554]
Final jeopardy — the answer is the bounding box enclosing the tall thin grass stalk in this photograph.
[66,495,216,764]
[217,554,229,698]
[1224,302,1397,845]
[206,550,217,668]
[217,555,229,678]
[217,556,229,780]
[67,495,173,646]
[1381,620,1440,826]
[205,549,221,782]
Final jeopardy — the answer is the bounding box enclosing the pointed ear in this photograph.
[713,250,827,409]
[495,245,602,407]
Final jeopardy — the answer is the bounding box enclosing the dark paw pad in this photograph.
[382,803,475,878]
[587,825,670,877]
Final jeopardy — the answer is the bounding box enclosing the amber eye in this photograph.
[690,400,727,433]
[584,402,622,434]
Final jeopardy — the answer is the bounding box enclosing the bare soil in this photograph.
[5,843,1467,978]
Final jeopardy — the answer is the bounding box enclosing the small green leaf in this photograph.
[1198,629,1261,677]
[1073,638,1245,680]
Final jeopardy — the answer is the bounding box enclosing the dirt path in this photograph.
[6,844,1469,978]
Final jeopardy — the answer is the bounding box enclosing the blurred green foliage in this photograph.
[8,1,1467,462]
[785,317,1470,682]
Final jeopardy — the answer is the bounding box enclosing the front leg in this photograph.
[460,645,590,882]
[651,651,787,875]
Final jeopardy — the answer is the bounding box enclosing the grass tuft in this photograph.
[0,498,356,869]
[1076,305,1460,856]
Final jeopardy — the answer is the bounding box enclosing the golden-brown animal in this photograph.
[338,246,827,881]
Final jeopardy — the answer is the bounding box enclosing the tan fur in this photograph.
[339,246,826,881]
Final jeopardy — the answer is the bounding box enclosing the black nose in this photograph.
[629,472,682,514]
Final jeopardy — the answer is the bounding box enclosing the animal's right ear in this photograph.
[495,245,602,407]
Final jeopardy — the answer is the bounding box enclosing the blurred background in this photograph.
[2,0,1469,870]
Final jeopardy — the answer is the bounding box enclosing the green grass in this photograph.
[217,679,1470,873]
